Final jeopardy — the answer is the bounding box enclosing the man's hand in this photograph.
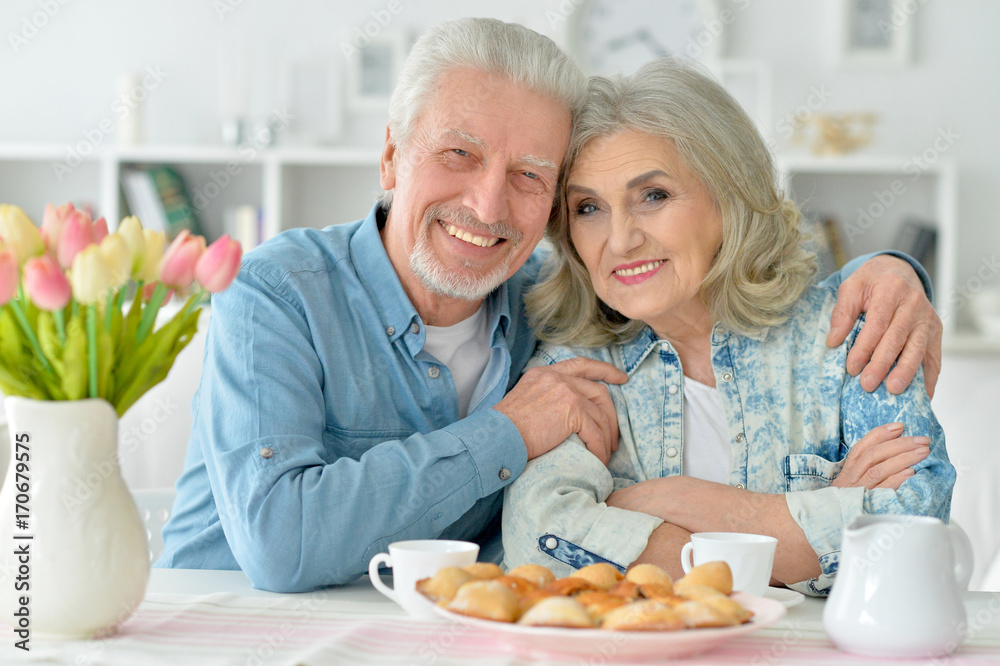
[827,254,942,397]
[495,357,626,464]
[832,422,930,490]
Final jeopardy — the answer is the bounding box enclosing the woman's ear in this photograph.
[380,125,397,191]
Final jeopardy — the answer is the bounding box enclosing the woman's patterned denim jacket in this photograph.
[502,281,955,597]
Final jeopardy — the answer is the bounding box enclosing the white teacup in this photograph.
[368,540,479,617]
[680,532,777,597]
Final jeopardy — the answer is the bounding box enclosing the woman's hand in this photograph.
[832,422,931,490]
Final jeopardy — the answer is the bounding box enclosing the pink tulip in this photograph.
[93,217,109,244]
[158,230,206,290]
[41,202,76,255]
[142,281,173,304]
[23,255,71,311]
[57,210,96,269]
[0,247,18,305]
[194,235,242,293]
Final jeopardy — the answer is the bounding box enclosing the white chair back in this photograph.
[133,487,176,563]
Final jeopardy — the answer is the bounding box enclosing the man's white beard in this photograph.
[410,238,511,301]
[409,207,521,301]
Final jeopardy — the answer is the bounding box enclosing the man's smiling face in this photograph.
[379,67,571,311]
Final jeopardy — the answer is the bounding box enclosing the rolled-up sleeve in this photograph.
[502,435,663,577]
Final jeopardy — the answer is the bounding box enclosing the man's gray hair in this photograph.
[378,17,586,209]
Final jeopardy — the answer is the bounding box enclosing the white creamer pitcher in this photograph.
[823,515,974,658]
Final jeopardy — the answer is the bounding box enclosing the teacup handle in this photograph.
[368,552,397,603]
[680,542,695,574]
[948,522,974,590]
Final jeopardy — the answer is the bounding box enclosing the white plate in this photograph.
[430,592,786,661]
[765,586,805,608]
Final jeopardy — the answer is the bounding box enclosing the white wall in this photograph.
[1,0,996,297]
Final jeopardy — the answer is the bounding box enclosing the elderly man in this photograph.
[158,18,941,592]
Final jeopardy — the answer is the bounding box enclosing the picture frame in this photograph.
[838,0,913,67]
[346,32,410,112]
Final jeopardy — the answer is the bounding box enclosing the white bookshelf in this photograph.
[774,154,992,352]
[0,143,381,247]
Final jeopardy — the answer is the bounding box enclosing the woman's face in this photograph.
[566,129,723,335]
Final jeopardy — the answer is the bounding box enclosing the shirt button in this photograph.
[665,446,679,458]
[260,447,273,459]
[427,366,440,379]
[735,432,746,443]
[668,384,679,395]
[735,483,746,490]
[544,537,558,550]
[499,468,511,481]
[715,324,727,336]
[410,322,420,334]
[385,326,395,336]
[722,372,734,383]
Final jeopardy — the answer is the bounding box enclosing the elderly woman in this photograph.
[501,59,955,597]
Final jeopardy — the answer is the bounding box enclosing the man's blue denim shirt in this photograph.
[157,205,539,591]
[157,201,930,593]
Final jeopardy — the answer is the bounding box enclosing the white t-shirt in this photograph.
[422,306,492,418]
[681,377,732,484]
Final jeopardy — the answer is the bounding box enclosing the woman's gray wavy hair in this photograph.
[377,17,587,209]
[527,58,818,347]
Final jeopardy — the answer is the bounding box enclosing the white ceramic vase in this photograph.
[0,396,149,639]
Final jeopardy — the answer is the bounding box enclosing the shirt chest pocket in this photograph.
[323,423,419,462]
[784,453,844,492]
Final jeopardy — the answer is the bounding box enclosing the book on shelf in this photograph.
[894,219,937,266]
[802,214,847,274]
[120,166,203,239]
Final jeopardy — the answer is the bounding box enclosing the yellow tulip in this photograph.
[99,234,131,289]
[0,204,44,266]
[70,245,112,305]
[117,216,146,276]
[138,229,166,283]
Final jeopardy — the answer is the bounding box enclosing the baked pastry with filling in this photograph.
[506,563,556,588]
[570,563,624,591]
[625,563,673,588]
[517,596,595,628]
[464,562,504,580]
[601,600,684,631]
[415,566,475,604]
[675,561,733,595]
[446,580,519,622]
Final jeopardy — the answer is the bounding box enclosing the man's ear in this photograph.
[380,125,397,191]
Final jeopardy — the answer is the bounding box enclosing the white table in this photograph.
[1,568,998,664]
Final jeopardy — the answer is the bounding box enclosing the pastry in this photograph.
[637,583,681,604]
[570,562,624,591]
[676,561,733,595]
[506,563,556,588]
[493,574,538,597]
[672,600,738,628]
[446,580,519,622]
[673,581,727,601]
[608,579,641,601]
[463,562,504,580]
[414,566,474,604]
[625,563,673,588]
[544,577,599,596]
[601,600,684,631]
[575,591,627,622]
[516,588,558,616]
[699,594,754,624]
[517,596,595,628]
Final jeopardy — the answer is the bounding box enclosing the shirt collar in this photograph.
[617,321,768,376]
[348,204,513,354]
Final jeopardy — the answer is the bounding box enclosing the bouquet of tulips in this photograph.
[0,202,242,416]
